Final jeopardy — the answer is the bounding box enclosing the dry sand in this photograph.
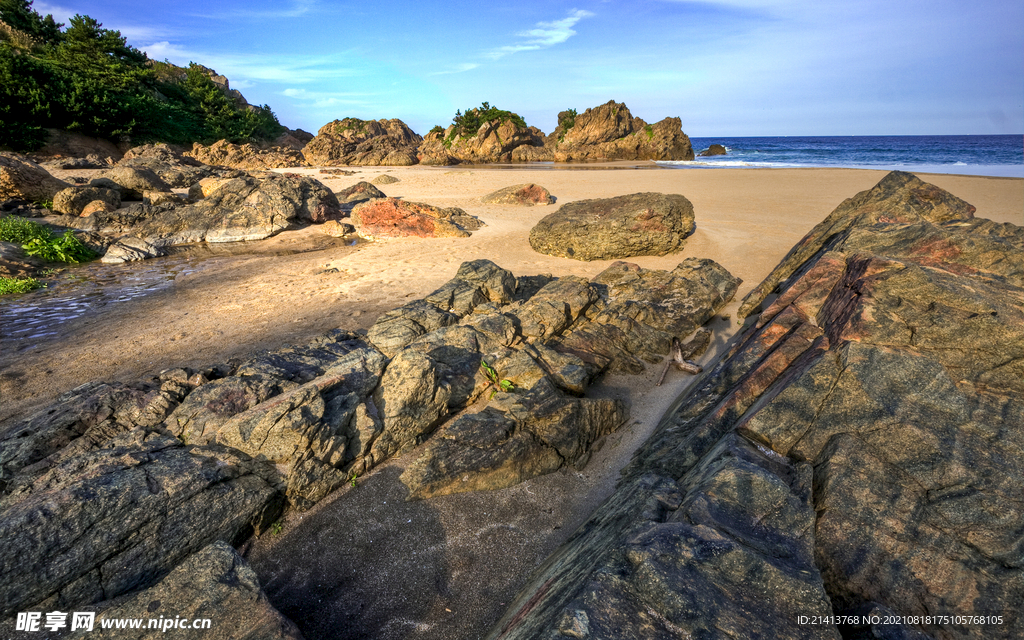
[1,166,1020,638]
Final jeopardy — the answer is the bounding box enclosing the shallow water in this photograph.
[0,237,359,350]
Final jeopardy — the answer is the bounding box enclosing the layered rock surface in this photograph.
[75,541,304,640]
[487,171,1024,640]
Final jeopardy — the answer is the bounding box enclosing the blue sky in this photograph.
[32,0,1024,137]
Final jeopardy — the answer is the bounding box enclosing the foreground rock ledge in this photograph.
[488,171,1024,640]
[0,256,738,622]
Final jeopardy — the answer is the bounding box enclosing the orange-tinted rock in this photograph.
[350,197,483,239]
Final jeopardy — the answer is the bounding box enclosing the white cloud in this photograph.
[191,0,318,20]
[280,88,374,108]
[31,1,74,23]
[428,63,480,76]
[486,9,594,60]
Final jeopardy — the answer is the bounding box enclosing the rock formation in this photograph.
[186,139,308,170]
[529,192,696,260]
[481,183,555,206]
[698,143,728,157]
[418,116,541,165]
[370,174,400,185]
[302,118,422,166]
[511,101,695,162]
[486,171,1024,640]
[62,171,342,252]
[349,198,483,239]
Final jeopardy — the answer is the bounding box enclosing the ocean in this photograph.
[665,135,1023,178]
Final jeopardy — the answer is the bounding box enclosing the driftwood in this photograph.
[657,328,713,386]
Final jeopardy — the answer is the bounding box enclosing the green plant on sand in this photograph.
[481,359,515,399]
[0,215,96,263]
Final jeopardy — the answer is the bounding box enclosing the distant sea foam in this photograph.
[662,135,1023,178]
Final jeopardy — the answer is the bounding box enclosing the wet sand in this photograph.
[0,166,1020,638]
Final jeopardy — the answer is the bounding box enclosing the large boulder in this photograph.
[350,197,484,239]
[335,181,387,209]
[0,152,70,202]
[529,192,696,260]
[93,166,171,200]
[77,541,304,640]
[302,118,422,166]
[487,171,1024,640]
[481,183,554,205]
[186,139,308,170]
[51,185,121,216]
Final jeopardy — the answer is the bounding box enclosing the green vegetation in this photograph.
[444,102,527,147]
[429,125,444,135]
[481,359,515,399]
[557,108,577,143]
[0,0,284,151]
[270,521,283,535]
[348,471,359,487]
[0,275,42,294]
[0,215,96,263]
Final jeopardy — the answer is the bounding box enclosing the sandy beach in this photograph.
[1,166,1021,638]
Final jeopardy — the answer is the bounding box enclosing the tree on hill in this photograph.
[0,2,284,151]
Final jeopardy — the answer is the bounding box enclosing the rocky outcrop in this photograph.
[418,112,542,165]
[302,118,422,166]
[66,171,342,248]
[186,139,308,170]
[698,143,727,157]
[370,174,399,185]
[80,541,304,640]
[529,192,695,260]
[514,101,695,162]
[481,183,554,205]
[365,258,738,499]
[487,171,1024,640]
[349,197,484,239]
[117,143,213,188]
[0,152,70,202]
[274,128,315,151]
